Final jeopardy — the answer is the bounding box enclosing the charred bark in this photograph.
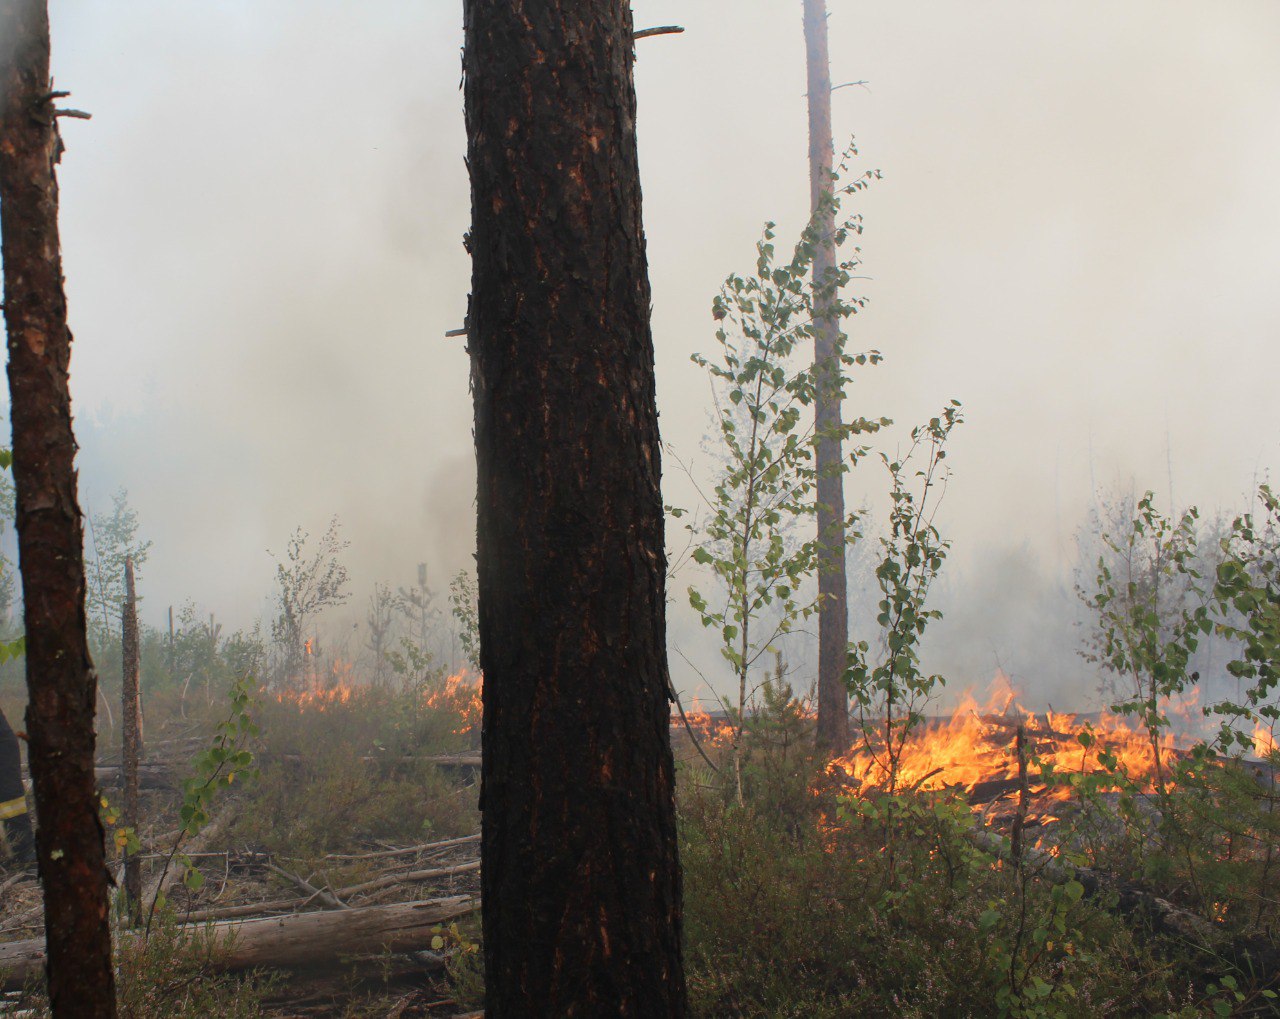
[804,0,851,753]
[462,2,686,1014]
[0,2,117,1014]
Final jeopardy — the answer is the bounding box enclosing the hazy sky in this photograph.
[13,2,1280,705]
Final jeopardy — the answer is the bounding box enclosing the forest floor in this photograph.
[1,685,489,1018]
[2,678,1277,1016]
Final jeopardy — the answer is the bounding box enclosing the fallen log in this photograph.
[93,764,175,791]
[178,896,307,924]
[0,895,477,990]
[969,826,1280,992]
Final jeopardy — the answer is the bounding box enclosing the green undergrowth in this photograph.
[230,679,480,863]
[679,779,1198,1017]
[232,742,476,863]
[674,679,1277,1018]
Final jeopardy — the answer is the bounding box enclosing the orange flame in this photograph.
[273,667,483,732]
[274,681,354,712]
[424,671,483,735]
[1255,720,1278,759]
[827,672,1202,800]
[673,696,735,749]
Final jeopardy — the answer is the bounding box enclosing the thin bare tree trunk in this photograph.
[0,2,117,1014]
[804,0,850,753]
[463,1,687,1012]
[122,557,142,924]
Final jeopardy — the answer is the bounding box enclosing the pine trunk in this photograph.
[0,1,118,1014]
[804,0,851,753]
[462,2,687,1014]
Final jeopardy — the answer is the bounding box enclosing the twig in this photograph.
[633,25,684,40]
[1010,723,1030,868]
[668,683,721,775]
[143,802,236,931]
[321,833,480,862]
[334,860,480,901]
[265,861,349,910]
[178,868,479,924]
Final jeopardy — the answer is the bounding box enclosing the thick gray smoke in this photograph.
[5,2,1277,710]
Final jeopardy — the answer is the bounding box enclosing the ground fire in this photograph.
[672,672,1276,826]
[274,668,483,736]
[826,673,1205,801]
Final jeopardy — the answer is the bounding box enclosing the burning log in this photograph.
[965,777,1034,806]
[0,895,478,990]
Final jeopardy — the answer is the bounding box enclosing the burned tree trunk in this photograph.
[804,0,851,753]
[0,2,117,1015]
[121,557,142,923]
[462,1,687,1014]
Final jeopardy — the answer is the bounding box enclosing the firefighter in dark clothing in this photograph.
[0,705,34,866]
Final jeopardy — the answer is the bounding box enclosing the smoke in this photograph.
[0,2,1274,701]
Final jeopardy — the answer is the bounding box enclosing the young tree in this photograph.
[462,2,686,1012]
[85,488,152,640]
[847,404,962,795]
[365,582,396,686]
[0,1,117,1013]
[682,219,883,806]
[1212,486,1280,757]
[1078,494,1209,804]
[448,568,479,674]
[268,517,349,687]
[394,561,441,660]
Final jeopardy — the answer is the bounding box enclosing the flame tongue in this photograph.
[423,670,483,735]
[1256,721,1278,759]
